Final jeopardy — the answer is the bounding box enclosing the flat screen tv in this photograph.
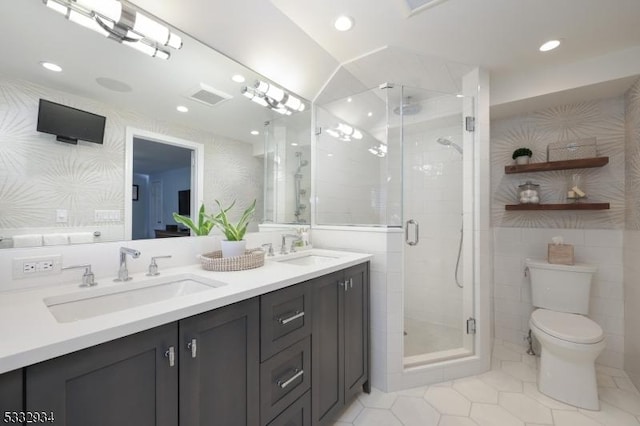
[178,190,191,216]
[37,99,106,145]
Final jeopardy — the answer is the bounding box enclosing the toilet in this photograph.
[525,259,606,410]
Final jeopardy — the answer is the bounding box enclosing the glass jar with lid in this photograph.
[518,181,540,204]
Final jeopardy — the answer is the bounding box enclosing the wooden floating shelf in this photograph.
[504,157,609,174]
[505,203,610,211]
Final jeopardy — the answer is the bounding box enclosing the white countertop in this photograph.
[0,249,372,374]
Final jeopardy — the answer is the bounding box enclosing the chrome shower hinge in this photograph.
[465,116,475,132]
[466,317,477,334]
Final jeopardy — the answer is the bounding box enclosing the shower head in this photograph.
[393,96,422,116]
[436,137,463,154]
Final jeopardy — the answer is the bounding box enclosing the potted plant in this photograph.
[512,147,533,165]
[209,199,257,258]
[172,203,215,236]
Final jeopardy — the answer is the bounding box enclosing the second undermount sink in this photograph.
[276,254,339,266]
[45,274,225,323]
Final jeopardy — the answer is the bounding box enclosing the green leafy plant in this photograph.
[512,147,533,160]
[209,199,257,241]
[172,203,214,236]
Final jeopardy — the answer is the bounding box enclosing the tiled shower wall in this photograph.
[491,96,626,369]
[624,77,640,388]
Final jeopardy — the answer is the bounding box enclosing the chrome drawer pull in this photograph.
[277,368,304,389]
[165,346,175,367]
[278,311,305,325]
[187,338,197,358]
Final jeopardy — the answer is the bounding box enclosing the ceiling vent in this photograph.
[404,0,450,15]
[188,83,232,107]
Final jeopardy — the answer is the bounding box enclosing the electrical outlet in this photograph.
[13,255,62,279]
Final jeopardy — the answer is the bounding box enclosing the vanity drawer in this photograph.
[261,282,311,361]
[266,391,311,426]
[260,337,311,425]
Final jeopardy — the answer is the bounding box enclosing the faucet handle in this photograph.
[261,243,274,257]
[63,264,97,287]
[147,255,172,276]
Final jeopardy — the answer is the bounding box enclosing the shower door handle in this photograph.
[405,219,419,246]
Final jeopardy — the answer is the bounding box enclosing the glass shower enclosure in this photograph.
[315,84,475,367]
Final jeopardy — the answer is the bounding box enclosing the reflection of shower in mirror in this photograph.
[294,152,308,223]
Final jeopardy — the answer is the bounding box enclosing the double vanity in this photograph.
[0,249,371,426]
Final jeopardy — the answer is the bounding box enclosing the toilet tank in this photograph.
[525,259,597,314]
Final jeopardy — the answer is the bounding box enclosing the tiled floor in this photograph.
[331,340,640,426]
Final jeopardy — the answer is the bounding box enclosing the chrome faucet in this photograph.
[281,234,302,255]
[115,247,141,282]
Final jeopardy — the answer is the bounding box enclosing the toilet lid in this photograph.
[531,309,604,344]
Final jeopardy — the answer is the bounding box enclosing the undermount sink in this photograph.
[276,254,339,266]
[45,274,225,323]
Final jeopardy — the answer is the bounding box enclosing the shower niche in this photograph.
[263,111,312,224]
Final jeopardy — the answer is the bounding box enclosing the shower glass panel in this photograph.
[263,111,312,224]
[396,86,475,366]
[315,87,401,226]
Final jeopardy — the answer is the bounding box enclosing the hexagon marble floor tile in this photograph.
[331,340,640,426]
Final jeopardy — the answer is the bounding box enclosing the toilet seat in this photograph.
[531,309,603,344]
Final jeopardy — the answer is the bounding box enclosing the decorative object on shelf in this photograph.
[172,204,214,236]
[209,199,257,258]
[512,147,533,165]
[548,236,574,265]
[505,203,610,211]
[198,248,265,271]
[567,173,587,202]
[518,181,540,204]
[547,137,597,161]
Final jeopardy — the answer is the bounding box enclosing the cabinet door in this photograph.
[179,298,260,426]
[266,391,311,426]
[311,271,344,425]
[26,323,178,426]
[343,263,370,401]
[0,368,23,412]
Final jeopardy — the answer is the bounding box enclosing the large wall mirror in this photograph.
[0,0,310,249]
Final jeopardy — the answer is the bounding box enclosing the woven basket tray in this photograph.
[198,248,265,272]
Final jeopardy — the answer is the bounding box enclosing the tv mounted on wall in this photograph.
[178,190,191,216]
[37,99,106,145]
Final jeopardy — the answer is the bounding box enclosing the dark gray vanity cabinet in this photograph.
[311,263,370,426]
[0,368,23,413]
[179,298,260,426]
[26,323,179,426]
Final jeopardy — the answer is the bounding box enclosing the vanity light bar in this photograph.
[326,122,364,142]
[43,0,181,60]
[242,83,306,116]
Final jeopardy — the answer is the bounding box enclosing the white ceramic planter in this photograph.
[220,240,247,258]
[515,155,530,165]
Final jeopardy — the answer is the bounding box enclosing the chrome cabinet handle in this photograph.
[405,219,419,246]
[277,368,304,389]
[165,346,175,367]
[187,338,197,358]
[278,311,305,325]
[339,281,348,292]
[349,278,353,289]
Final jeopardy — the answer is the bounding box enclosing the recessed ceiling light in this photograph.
[177,105,189,113]
[347,97,352,103]
[251,130,260,135]
[334,15,354,32]
[456,94,464,98]
[232,74,245,83]
[291,142,298,146]
[41,62,62,72]
[539,40,561,52]
[327,153,334,157]
[367,112,373,117]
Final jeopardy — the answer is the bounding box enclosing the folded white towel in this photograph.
[43,233,69,246]
[13,234,43,248]
[68,232,94,244]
